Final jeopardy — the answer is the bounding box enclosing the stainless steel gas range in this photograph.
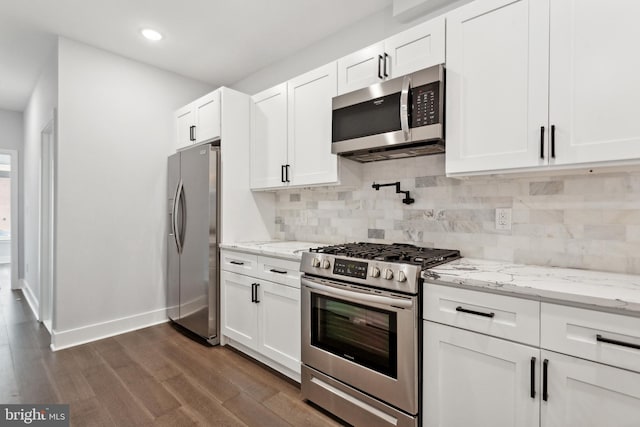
[300,243,460,427]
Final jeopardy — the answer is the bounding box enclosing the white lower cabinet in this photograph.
[221,256,301,381]
[424,321,539,427]
[424,284,640,427]
[220,271,259,348]
[541,350,640,427]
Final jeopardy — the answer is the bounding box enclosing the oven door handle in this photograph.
[302,278,413,309]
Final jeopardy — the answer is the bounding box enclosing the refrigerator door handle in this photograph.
[173,180,184,254]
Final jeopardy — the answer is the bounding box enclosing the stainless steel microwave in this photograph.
[331,64,444,162]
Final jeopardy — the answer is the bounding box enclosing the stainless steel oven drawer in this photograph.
[302,365,418,427]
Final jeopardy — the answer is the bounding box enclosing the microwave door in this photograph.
[331,77,409,155]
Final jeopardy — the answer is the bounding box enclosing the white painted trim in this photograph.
[0,148,20,290]
[20,278,39,320]
[50,308,169,351]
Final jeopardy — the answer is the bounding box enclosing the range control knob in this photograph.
[370,267,381,278]
[321,259,331,269]
[397,271,407,282]
[311,257,321,268]
[383,268,394,280]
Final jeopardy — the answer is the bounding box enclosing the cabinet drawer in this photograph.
[257,256,301,288]
[541,303,640,373]
[220,250,258,275]
[424,283,540,346]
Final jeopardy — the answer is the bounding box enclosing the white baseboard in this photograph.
[51,308,169,351]
[20,279,40,321]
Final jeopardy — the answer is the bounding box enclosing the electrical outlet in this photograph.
[495,208,512,230]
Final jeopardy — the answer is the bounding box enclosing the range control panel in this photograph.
[411,82,440,128]
[333,259,368,280]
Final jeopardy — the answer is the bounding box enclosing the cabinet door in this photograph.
[257,281,301,373]
[337,42,385,95]
[386,16,445,78]
[424,321,539,427]
[549,1,640,166]
[250,83,288,189]
[220,271,258,349]
[175,105,195,151]
[287,62,338,186]
[445,0,550,175]
[194,90,221,143]
[541,350,640,427]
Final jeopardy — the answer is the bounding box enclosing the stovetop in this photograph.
[301,242,461,294]
[309,242,460,269]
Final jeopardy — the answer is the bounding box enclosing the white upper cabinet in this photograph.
[287,62,338,187]
[250,62,360,191]
[337,17,445,95]
[175,105,196,150]
[193,90,221,144]
[445,0,550,175]
[385,17,445,78]
[447,0,640,175]
[337,42,385,95]
[549,0,640,166]
[174,89,221,151]
[250,83,288,189]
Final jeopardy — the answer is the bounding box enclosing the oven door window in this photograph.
[311,293,397,378]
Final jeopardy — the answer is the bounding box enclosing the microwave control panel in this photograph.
[411,82,440,127]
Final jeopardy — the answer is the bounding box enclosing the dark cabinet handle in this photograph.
[530,357,536,398]
[251,283,257,303]
[550,125,556,158]
[542,359,549,401]
[281,165,285,183]
[383,53,389,77]
[378,55,384,79]
[540,126,545,159]
[285,164,290,183]
[254,283,260,303]
[596,334,640,350]
[269,268,287,274]
[189,125,196,141]
[455,306,495,318]
[230,260,244,266]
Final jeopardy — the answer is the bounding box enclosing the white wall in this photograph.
[22,50,58,306]
[53,38,212,348]
[231,1,471,95]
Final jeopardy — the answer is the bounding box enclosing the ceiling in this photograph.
[0,0,393,112]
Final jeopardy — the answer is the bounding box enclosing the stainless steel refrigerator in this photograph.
[167,142,220,345]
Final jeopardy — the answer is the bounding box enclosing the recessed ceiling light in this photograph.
[141,28,163,41]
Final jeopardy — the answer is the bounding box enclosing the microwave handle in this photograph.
[400,75,410,140]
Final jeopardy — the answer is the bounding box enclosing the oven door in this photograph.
[301,275,419,415]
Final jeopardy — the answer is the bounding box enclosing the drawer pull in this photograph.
[455,306,495,318]
[542,359,549,401]
[230,261,245,266]
[269,268,287,274]
[596,334,640,350]
[530,356,536,399]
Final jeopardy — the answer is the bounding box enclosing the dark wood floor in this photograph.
[0,267,345,426]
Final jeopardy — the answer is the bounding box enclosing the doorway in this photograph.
[0,150,19,295]
[39,116,55,332]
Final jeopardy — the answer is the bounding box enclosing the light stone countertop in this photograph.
[423,258,640,316]
[219,241,327,261]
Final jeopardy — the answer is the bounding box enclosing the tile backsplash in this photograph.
[273,154,640,275]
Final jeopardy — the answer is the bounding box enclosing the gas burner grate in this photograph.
[309,242,460,269]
